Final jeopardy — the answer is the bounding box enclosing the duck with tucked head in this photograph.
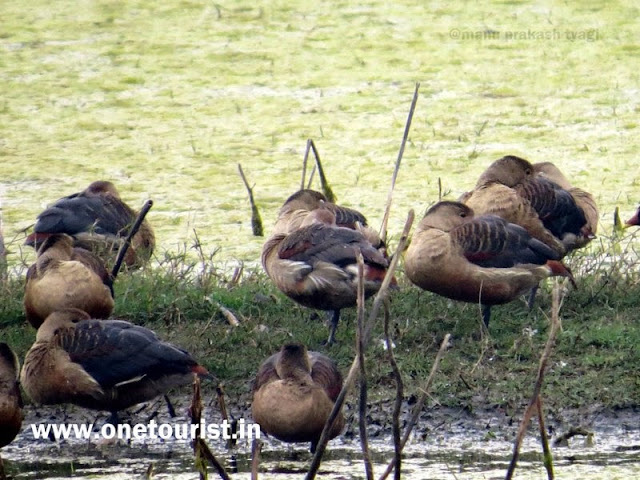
[24,233,114,329]
[532,161,598,251]
[0,343,22,473]
[462,155,588,257]
[404,201,575,326]
[251,343,344,452]
[25,180,155,269]
[262,207,392,345]
[20,308,212,423]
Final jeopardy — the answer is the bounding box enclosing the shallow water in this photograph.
[3,416,639,479]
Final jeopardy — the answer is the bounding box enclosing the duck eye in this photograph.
[525,168,532,175]
[459,212,467,218]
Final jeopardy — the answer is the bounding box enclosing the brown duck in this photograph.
[462,155,588,257]
[20,309,211,422]
[24,233,114,329]
[272,189,385,251]
[0,343,22,452]
[25,180,155,269]
[404,201,575,326]
[262,208,392,345]
[533,161,598,251]
[252,343,344,452]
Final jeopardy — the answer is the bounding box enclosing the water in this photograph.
[3,415,639,479]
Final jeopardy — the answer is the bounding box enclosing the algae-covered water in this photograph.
[1,0,639,266]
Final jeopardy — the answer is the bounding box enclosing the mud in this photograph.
[2,391,639,479]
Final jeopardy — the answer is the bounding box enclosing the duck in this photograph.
[625,206,640,227]
[251,343,344,452]
[532,161,598,251]
[0,343,22,452]
[24,180,155,269]
[24,233,114,329]
[462,155,588,257]
[262,207,392,345]
[404,201,575,326]
[20,308,212,422]
[272,189,385,252]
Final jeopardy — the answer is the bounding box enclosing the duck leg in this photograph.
[481,304,492,327]
[527,285,540,310]
[325,310,341,346]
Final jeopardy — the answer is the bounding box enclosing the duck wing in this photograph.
[278,224,388,269]
[451,215,561,268]
[58,320,200,388]
[35,193,136,237]
[516,178,586,238]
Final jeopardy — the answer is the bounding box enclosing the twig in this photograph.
[216,384,237,449]
[384,299,403,480]
[301,140,312,190]
[306,165,317,189]
[191,376,232,480]
[536,396,554,480]
[356,252,374,480]
[379,82,420,244]
[237,164,264,237]
[216,302,240,327]
[505,284,562,480]
[308,139,336,203]
[305,210,414,480]
[378,333,451,480]
[111,199,153,279]
[196,439,233,480]
[251,439,262,480]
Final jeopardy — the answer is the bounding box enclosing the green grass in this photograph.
[3,230,640,416]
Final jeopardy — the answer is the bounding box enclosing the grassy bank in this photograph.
[3,228,639,420]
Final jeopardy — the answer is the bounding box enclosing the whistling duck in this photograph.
[252,343,344,452]
[0,343,22,451]
[463,155,588,257]
[625,206,640,227]
[24,233,114,329]
[25,180,155,269]
[262,208,391,345]
[533,162,598,251]
[20,308,211,422]
[272,189,385,251]
[404,201,575,326]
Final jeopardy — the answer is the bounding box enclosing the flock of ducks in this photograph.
[1,155,639,459]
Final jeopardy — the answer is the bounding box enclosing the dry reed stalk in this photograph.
[379,82,420,244]
[111,199,153,279]
[237,164,264,237]
[356,252,374,480]
[505,284,562,480]
[304,210,414,480]
[384,300,403,480]
[378,333,451,480]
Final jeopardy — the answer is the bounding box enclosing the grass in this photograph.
[3,227,640,420]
